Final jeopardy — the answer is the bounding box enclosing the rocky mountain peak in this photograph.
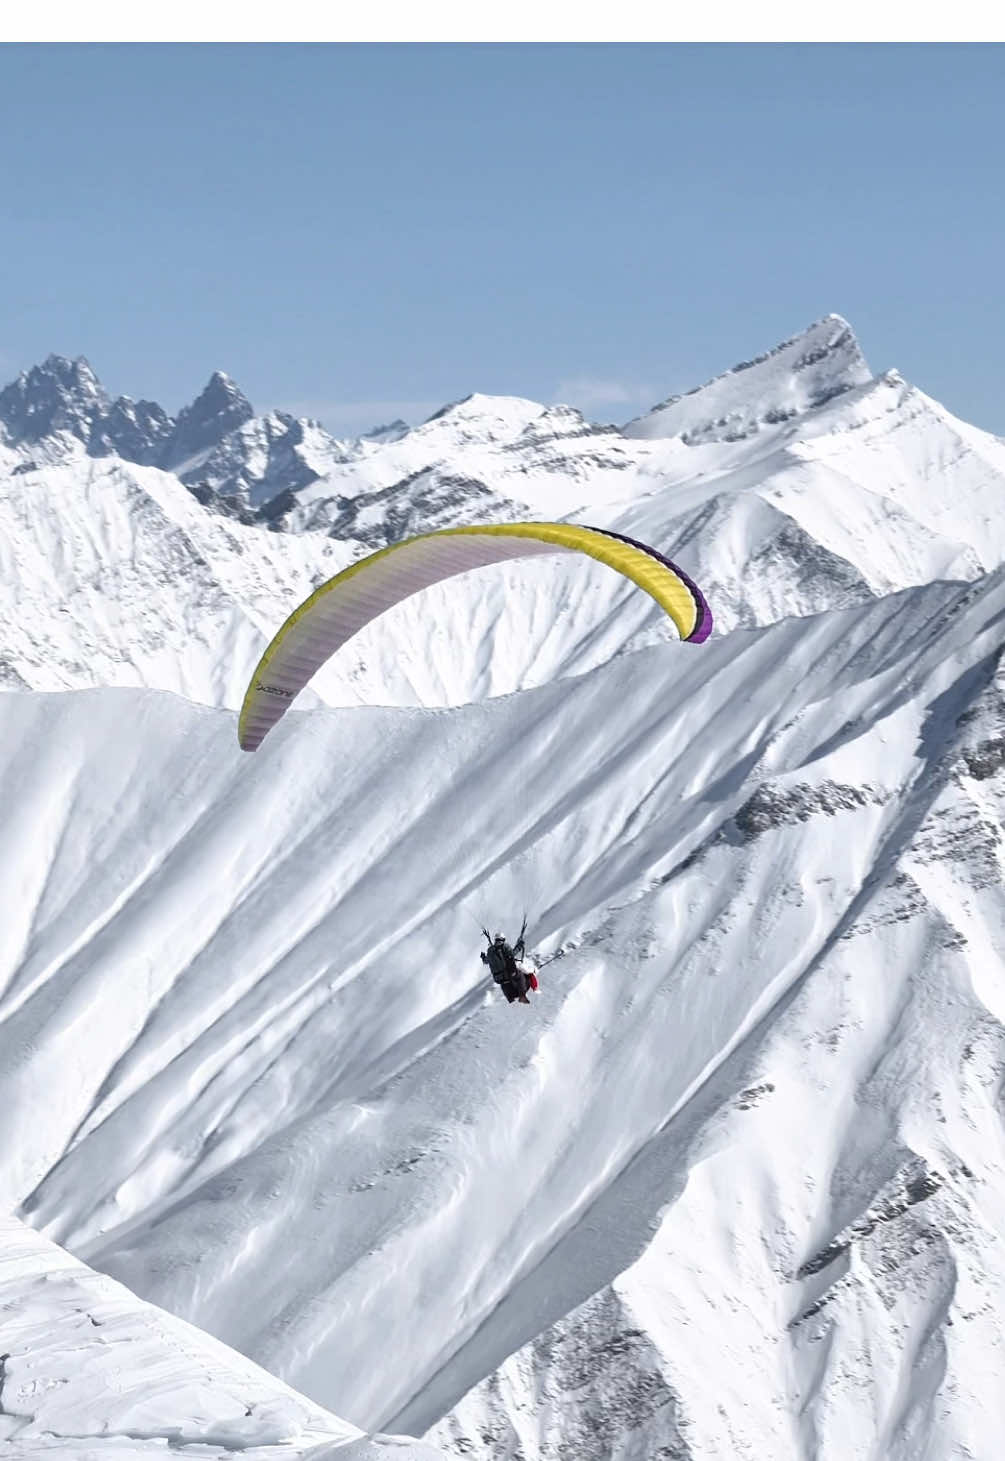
[162,371,255,468]
[624,314,873,444]
[0,353,111,445]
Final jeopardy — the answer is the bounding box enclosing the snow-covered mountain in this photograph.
[2,315,1004,711]
[0,355,249,470]
[0,355,338,519]
[623,313,871,442]
[0,316,1003,1459]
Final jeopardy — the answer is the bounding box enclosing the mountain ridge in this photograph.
[1,315,1003,721]
[0,315,875,525]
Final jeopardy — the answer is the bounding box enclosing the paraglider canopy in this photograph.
[238,521,712,752]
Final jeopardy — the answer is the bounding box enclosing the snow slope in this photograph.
[0,449,349,702]
[1,565,1001,1456]
[0,1215,441,1458]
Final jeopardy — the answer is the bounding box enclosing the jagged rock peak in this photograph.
[624,314,873,444]
[189,370,253,420]
[0,353,111,444]
[163,371,255,467]
[92,394,174,463]
[37,353,106,397]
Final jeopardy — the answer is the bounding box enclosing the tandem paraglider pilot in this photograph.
[481,931,539,1006]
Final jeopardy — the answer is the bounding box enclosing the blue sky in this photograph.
[1,43,1002,435]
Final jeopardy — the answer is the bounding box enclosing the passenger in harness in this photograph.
[481,928,538,1005]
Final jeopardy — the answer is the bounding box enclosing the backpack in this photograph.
[486,941,514,978]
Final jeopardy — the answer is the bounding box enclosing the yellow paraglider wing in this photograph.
[238,521,712,752]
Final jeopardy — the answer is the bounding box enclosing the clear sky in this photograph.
[1,42,1002,436]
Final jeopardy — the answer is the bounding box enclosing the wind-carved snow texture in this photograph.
[0,316,1003,1460]
[0,1215,442,1458]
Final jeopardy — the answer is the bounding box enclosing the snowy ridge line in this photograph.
[2,313,1004,718]
[623,313,870,443]
[0,1214,447,1458]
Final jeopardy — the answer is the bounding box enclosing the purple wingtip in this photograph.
[686,600,714,642]
[590,526,712,643]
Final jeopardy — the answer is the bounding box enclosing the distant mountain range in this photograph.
[2,313,1003,714]
[0,314,878,539]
